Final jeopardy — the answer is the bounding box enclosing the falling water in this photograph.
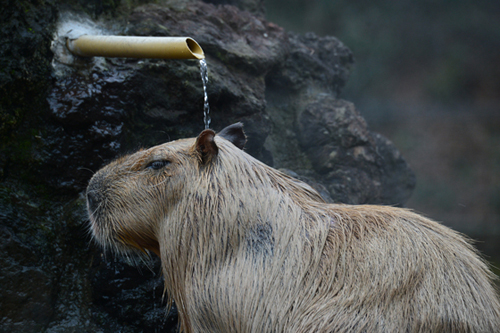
[199,58,211,129]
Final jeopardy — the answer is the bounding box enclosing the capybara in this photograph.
[87,123,500,332]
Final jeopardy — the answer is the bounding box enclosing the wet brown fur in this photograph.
[87,128,500,332]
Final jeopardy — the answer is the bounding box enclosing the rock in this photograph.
[202,0,266,16]
[0,226,54,332]
[0,0,415,331]
[297,97,414,204]
[267,32,353,96]
[264,32,414,205]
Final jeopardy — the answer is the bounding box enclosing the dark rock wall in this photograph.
[0,0,414,331]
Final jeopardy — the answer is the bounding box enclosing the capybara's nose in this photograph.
[87,190,99,213]
[87,172,107,213]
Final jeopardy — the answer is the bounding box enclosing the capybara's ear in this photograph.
[217,122,247,150]
[195,129,219,164]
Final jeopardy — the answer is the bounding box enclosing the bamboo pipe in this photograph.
[66,35,204,60]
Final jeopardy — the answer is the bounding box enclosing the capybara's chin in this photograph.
[87,123,500,333]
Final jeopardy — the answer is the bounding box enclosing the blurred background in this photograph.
[266,0,500,266]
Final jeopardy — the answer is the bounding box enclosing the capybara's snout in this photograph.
[86,171,108,215]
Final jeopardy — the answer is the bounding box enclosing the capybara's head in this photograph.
[86,123,248,256]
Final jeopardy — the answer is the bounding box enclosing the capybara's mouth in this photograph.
[86,195,106,247]
[86,173,113,248]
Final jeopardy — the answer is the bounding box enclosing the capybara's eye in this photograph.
[146,160,170,170]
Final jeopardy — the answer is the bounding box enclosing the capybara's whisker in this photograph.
[150,177,170,188]
[78,167,96,175]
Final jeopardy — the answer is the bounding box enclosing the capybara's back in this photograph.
[87,123,500,332]
[291,204,500,332]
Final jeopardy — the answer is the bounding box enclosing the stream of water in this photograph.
[199,59,211,130]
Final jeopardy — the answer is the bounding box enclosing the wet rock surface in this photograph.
[1,0,414,332]
[297,97,414,205]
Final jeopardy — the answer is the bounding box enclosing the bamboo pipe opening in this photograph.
[66,35,205,60]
